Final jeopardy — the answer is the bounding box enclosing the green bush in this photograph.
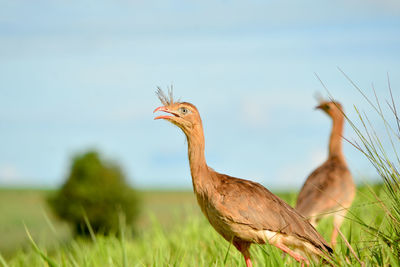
[48,150,140,236]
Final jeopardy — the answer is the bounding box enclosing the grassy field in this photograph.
[0,185,396,266]
[0,189,199,258]
[0,189,70,257]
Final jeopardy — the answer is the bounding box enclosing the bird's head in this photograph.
[153,87,202,136]
[315,100,344,119]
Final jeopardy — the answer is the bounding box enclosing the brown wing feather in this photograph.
[212,172,332,253]
[296,157,354,217]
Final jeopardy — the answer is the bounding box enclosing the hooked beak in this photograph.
[153,106,180,120]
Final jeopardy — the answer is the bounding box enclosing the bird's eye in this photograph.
[180,107,188,114]
[325,105,330,110]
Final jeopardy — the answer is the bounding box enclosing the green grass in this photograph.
[0,185,396,266]
[337,72,400,266]
[0,189,199,258]
[0,188,70,257]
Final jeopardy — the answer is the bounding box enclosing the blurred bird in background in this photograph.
[154,88,332,267]
[296,100,356,247]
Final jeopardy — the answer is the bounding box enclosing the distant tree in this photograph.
[48,150,140,236]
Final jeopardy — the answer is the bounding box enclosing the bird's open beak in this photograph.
[315,104,322,110]
[153,106,180,120]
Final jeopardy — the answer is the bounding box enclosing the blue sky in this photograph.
[0,0,399,189]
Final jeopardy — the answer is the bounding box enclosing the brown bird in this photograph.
[153,89,332,267]
[296,100,356,247]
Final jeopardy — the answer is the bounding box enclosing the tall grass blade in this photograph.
[81,207,96,243]
[118,211,128,267]
[24,224,58,267]
[0,252,9,267]
[223,238,232,265]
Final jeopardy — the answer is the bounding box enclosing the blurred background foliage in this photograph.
[48,151,140,236]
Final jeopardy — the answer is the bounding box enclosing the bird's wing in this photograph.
[213,173,331,253]
[295,158,353,217]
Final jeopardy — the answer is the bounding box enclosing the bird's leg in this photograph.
[244,253,252,267]
[274,242,310,266]
[233,241,252,267]
[331,211,346,248]
[331,227,338,248]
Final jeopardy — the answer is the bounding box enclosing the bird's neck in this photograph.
[328,114,344,160]
[185,124,211,194]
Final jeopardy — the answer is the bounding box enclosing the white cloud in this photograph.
[310,149,327,168]
[238,89,317,129]
[240,96,270,129]
[276,148,326,189]
[0,163,22,183]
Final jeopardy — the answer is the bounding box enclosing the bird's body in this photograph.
[296,101,355,246]
[296,157,354,223]
[154,89,332,266]
[197,171,332,259]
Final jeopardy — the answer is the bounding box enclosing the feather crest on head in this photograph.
[314,92,325,104]
[156,86,174,106]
